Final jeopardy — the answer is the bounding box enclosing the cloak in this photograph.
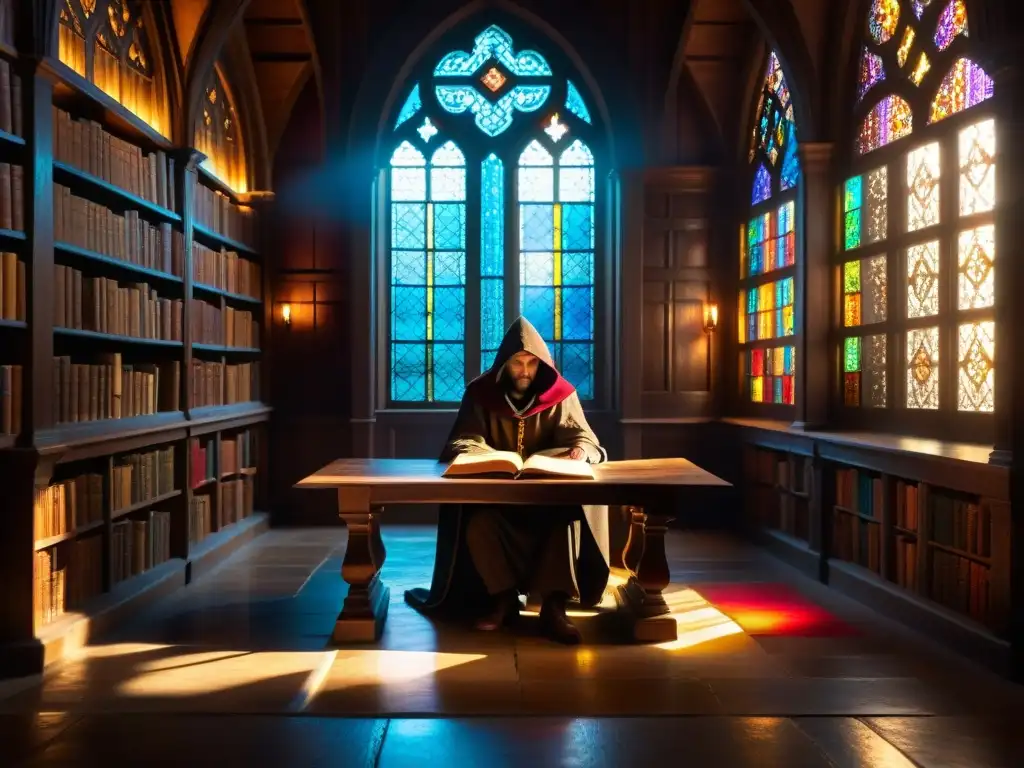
[404,316,611,615]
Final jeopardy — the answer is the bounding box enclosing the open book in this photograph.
[442,450,595,480]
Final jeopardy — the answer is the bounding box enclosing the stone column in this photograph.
[792,143,834,430]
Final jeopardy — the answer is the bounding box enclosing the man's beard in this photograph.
[502,370,534,398]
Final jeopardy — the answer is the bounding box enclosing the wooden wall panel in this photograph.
[638,169,716,418]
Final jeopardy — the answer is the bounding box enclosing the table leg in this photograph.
[334,494,390,643]
[621,506,646,576]
[614,508,677,642]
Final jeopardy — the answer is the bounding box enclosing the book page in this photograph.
[442,450,523,477]
[520,453,595,479]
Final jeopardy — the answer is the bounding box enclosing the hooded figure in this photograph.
[404,316,611,644]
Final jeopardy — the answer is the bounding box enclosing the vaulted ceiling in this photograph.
[242,0,315,155]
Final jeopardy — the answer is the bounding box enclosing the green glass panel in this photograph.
[844,336,861,373]
[843,260,861,294]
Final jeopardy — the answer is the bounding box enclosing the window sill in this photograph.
[722,417,995,465]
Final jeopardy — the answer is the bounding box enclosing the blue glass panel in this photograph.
[480,155,504,277]
[780,125,801,191]
[562,287,593,340]
[560,139,594,166]
[432,250,465,285]
[391,204,426,249]
[521,140,553,166]
[521,251,553,286]
[481,349,499,373]
[562,343,593,399]
[392,251,426,285]
[391,343,426,401]
[565,80,592,124]
[435,84,550,136]
[430,168,466,202]
[747,290,758,313]
[561,205,593,250]
[520,205,553,251]
[749,244,763,275]
[773,376,783,403]
[433,205,466,249]
[784,346,794,374]
[480,278,504,370]
[752,164,772,204]
[521,286,554,339]
[562,252,592,286]
[433,25,552,77]
[433,287,465,341]
[433,343,465,402]
[392,287,426,340]
[747,316,757,342]
[783,277,794,304]
[395,84,422,128]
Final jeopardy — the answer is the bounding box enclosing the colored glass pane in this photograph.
[907,326,939,409]
[957,225,994,310]
[752,164,771,205]
[844,334,887,407]
[929,58,993,123]
[745,201,795,277]
[480,154,505,372]
[907,141,940,231]
[868,0,900,44]
[417,116,438,142]
[746,346,796,404]
[565,80,592,124]
[841,169,890,251]
[858,49,885,101]
[959,119,995,215]
[435,84,550,137]
[518,139,595,398]
[743,277,794,341]
[857,95,912,154]
[395,84,421,128]
[434,24,552,77]
[907,240,940,318]
[897,27,915,67]
[910,53,931,86]
[935,0,968,51]
[958,321,994,412]
[389,140,467,402]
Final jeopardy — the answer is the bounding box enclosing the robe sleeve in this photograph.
[439,392,493,461]
[551,392,607,464]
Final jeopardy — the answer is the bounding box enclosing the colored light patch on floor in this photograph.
[693,583,859,637]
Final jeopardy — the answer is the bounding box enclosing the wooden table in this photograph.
[295,458,731,643]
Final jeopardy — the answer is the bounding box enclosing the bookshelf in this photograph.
[0,32,272,677]
[741,439,1011,663]
[742,445,816,552]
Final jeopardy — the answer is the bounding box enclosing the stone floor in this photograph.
[2,526,1023,766]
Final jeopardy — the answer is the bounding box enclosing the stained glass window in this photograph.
[58,0,168,136]
[842,0,996,421]
[196,65,248,193]
[517,139,595,398]
[740,50,800,407]
[386,24,600,403]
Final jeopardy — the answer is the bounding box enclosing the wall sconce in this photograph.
[703,302,719,334]
[282,303,292,326]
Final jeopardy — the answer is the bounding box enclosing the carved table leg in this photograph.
[621,506,646,576]
[614,508,677,642]
[334,493,390,643]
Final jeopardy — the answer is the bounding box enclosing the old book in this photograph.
[443,450,595,480]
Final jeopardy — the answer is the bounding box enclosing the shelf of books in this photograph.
[743,442,1009,656]
[0,47,272,676]
[742,445,815,548]
[0,48,24,450]
[826,463,1008,638]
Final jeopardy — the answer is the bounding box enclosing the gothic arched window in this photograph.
[386,24,601,404]
[57,0,168,136]
[738,51,801,406]
[839,0,994,429]
[195,65,247,194]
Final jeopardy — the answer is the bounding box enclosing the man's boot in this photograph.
[539,592,581,645]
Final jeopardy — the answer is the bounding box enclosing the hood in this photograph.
[470,316,575,418]
[490,315,556,379]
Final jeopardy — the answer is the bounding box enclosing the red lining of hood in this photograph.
[468,367,576,419]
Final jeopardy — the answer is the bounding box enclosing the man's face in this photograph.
[505,351,540,393]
